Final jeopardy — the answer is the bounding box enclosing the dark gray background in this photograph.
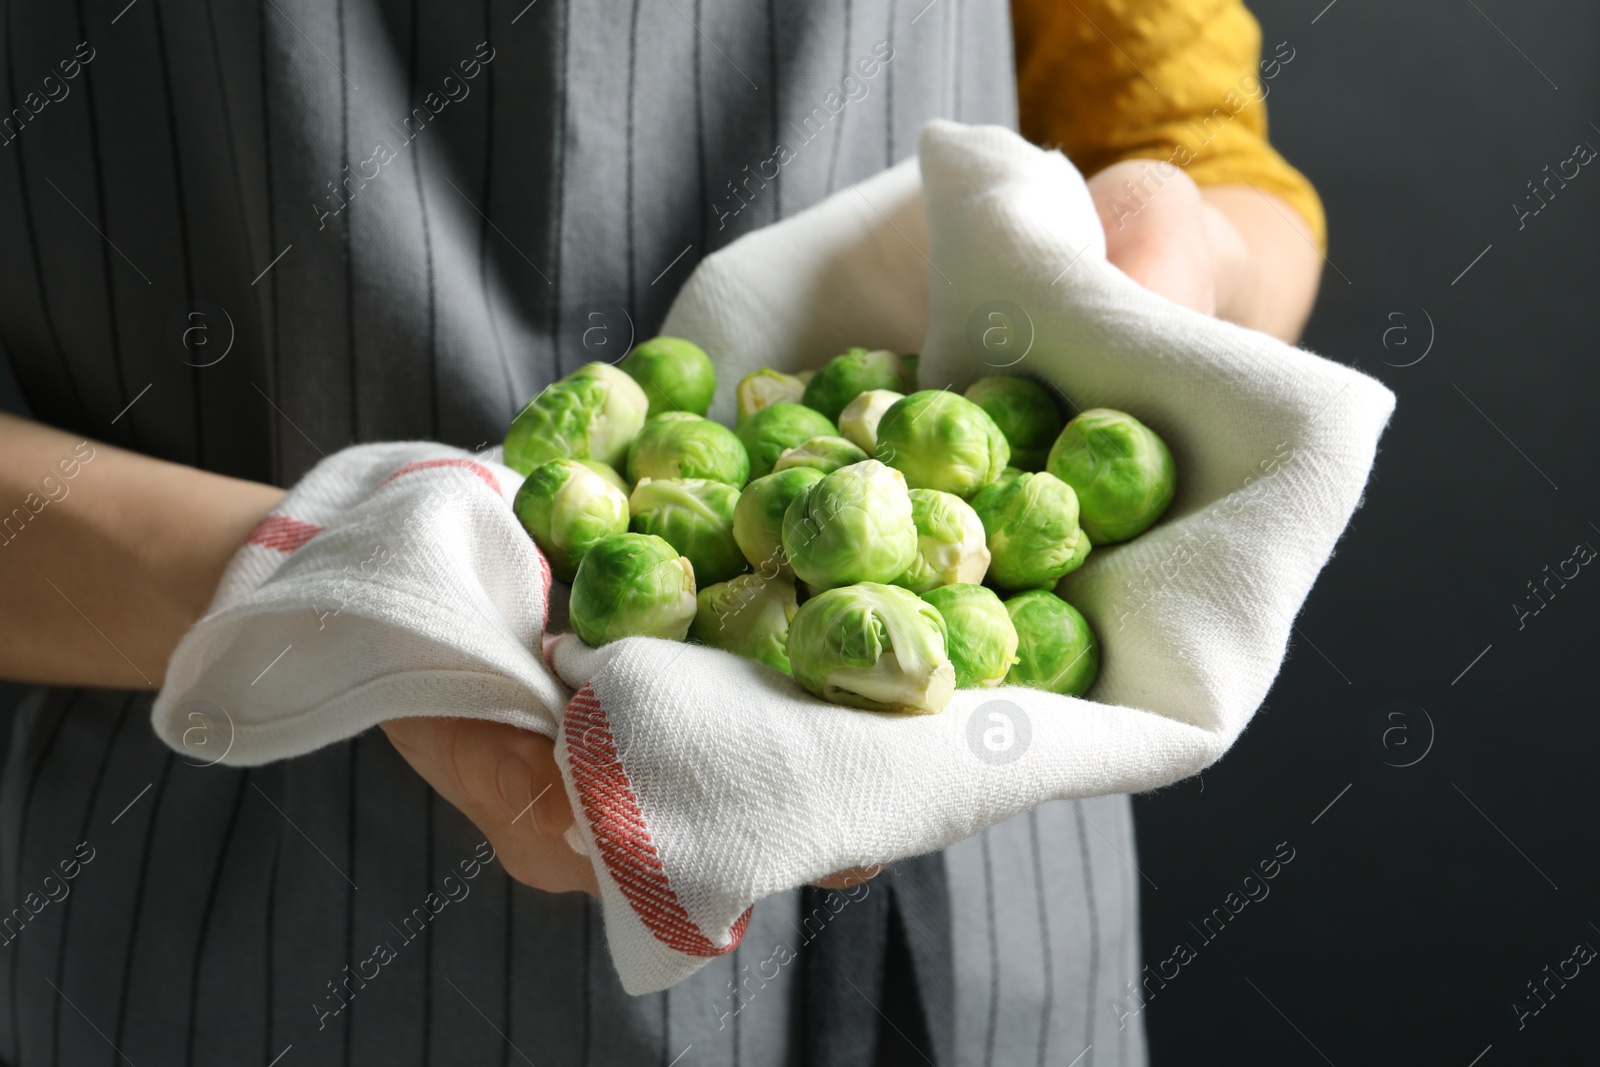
[3,0,1595,1062]
[1132,0,1600,1063]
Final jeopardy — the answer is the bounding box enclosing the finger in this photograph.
[485,731,573,836]
[809,864,884,890]
[1087,161,1217,315]
[380,717,598,897]
[384,717,561,832]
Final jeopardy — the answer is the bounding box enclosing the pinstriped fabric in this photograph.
[182,771,250,1067]
[0,688,74,1064]
[1074,801,1103,1066]
[2,7,129,454]
[0,0,86,429]
[50,695,136,1067]
[257,0,285,482]
[108,749,178,1059]
[150,0,204,468]
[0,0,1150,1063]
[946,797,1147,1066]
[337,0,358,450]
[187,768,285,1065]
[64,0,134,459]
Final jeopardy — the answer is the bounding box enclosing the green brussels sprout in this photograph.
[893,488,991,593]
[801,348,916,422]
[736,402,838,480]
[504,362,650,474]
[787,582,955,713]
[1065,527,1092,572]
[837,388,904,453]
[969,471,1087,591]
[782,460,918,590]
[1046,408,1176,543]
[920,584,1019,688]
[963,376,1064,472]
[578,459,631,494]
[569,533,697,646]
[512,460,631,582]
[626,412,750,487]
[736,368,808,422]
[772,435,869,475]
[628,477,747,586]
[1004,590,1099,696]
[619,336,716,419]
[689,573,799,673]
[874,390,1010,499]
[732,468,826,577]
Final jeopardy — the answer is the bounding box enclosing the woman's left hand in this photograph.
[1086,159,1321,342]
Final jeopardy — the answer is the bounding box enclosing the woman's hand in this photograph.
[1086,159,1321,342]
[381,716,882,896]
[381,716,600,895]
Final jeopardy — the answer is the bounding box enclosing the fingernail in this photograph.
[497,754,533,820]
[533,781,571,836]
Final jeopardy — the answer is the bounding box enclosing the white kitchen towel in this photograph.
[151,445,566,764]
[153,121,1395,996]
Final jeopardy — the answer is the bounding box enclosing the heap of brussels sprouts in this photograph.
[505,340,1178,715]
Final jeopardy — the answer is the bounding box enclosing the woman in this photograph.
[0,0,1319,1062]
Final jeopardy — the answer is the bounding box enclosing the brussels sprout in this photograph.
[736,368,808,422]
[874,390,1010,499]
[504,362,650,474]
[893,488,991,593]
[628,477,747,586]
[1065,528,1092,572]
[1046,408,1176,543]
[782,460,918,590]
[578,459,631,494]
[787,582,955,713]
[772,435,869,475]
[837,388,904,453]
[736,402,838,480]
[970,471,1087,591]
[627,412,750,487]
[801,348,916,422]
[512,460,631,582]
[963,376,1063,472]
[569,533,697,646]
[619,336,716,419]
[732,468,826,577]
[689,573,799,673]
[1004,590,1099,696]
[920,584,1019,688]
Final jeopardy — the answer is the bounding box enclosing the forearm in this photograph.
[1201,184,1323,343]
[0,412,282,688]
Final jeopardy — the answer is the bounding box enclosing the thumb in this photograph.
[381,716,574,837]
[382,716,599,895]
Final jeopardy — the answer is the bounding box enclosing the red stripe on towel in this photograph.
[380,458,503,496]
[246,514,325,553]
[564,684,752,957]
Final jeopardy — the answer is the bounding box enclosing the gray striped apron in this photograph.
[0,0,1147,1063]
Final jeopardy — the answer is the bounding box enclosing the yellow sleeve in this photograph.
[1012,0,1326,250]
